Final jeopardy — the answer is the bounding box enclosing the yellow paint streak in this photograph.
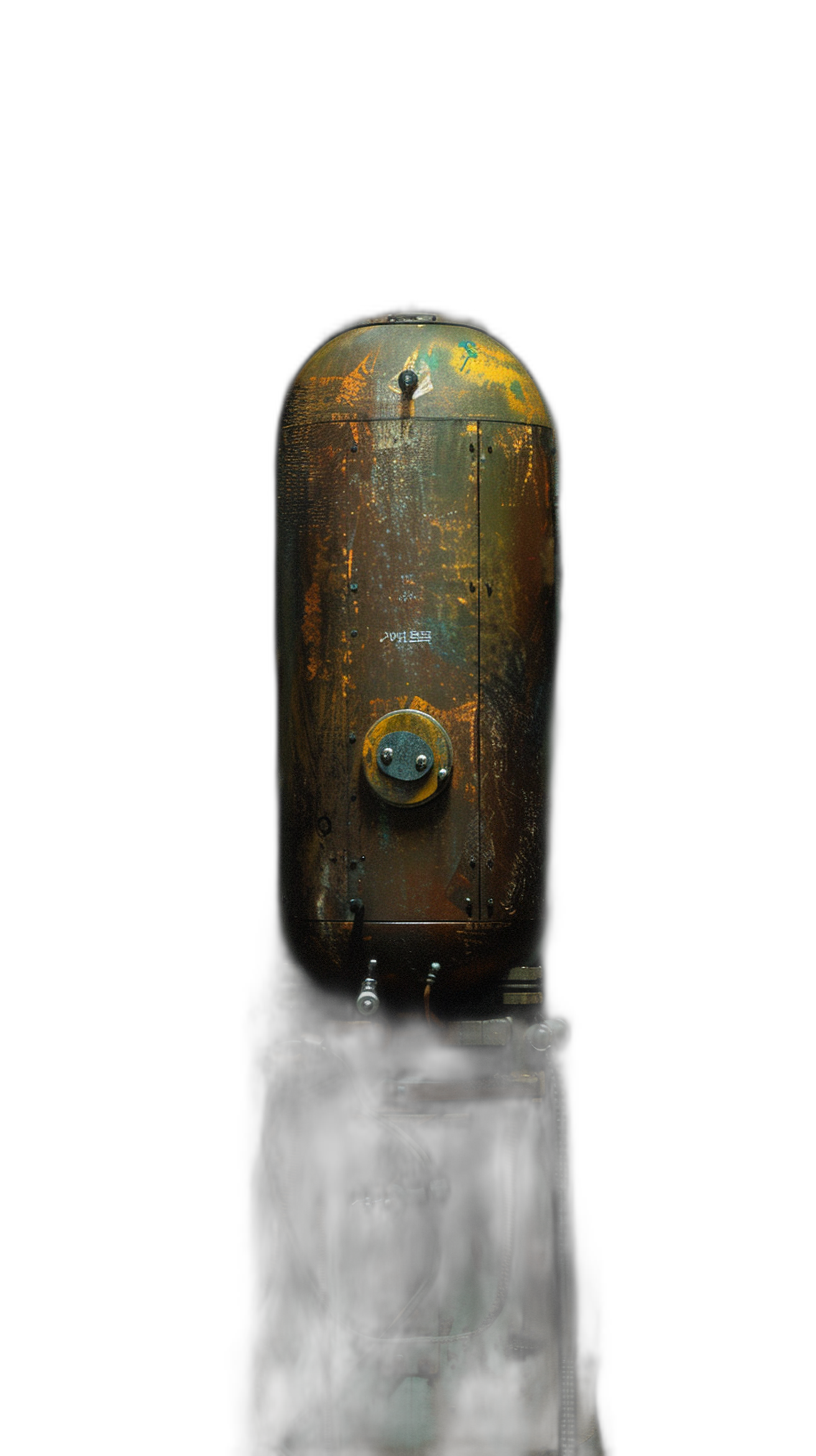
[438,340,538,414]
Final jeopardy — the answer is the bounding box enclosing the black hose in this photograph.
[544,1048,577,1456]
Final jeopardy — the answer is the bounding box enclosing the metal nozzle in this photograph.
[356,977,379,1017]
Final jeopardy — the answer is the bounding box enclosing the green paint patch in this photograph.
[509,378,524,401]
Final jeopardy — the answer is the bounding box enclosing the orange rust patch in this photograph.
[336,351,378,407]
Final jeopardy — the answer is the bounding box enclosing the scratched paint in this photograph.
[277,322,557,1001]
[284,323,552,426]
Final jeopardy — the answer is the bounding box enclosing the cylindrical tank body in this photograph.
[277,317,557,1013]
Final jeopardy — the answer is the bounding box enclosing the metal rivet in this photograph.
[488,445,493,453]
[465,897,472,916]
[350,582,358,592]
[437,766,448,781]
[416,753,428,771]
[469,857,476,869]
[349,732,356,743]
[469,442,475,452]
[351,628,358,637]
[351,444,358,453]
[381,745,393,763]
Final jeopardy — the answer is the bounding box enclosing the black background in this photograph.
[147,256,693,1450]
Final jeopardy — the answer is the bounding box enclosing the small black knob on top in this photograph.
[398,369,419,398]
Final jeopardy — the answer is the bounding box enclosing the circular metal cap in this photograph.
[362,709,453,807]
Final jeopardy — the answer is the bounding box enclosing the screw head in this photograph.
[381,745,393,764]
[415,753,428,771]
[438,766,448,781]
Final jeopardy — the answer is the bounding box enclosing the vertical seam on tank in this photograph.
[476,420,482,921]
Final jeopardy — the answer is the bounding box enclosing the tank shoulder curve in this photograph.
[280,320,553,428]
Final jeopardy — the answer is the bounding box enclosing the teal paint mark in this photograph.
[458,340,478,371]
[510,378,524,400]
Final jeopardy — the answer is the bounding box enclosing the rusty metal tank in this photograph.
[276,316,558,1015]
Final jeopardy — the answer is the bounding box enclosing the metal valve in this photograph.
[356,960,380,1017]
[524,1018,570,1052]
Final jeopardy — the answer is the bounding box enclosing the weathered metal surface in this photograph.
[479,422,558,923]
[347,420,479,926]
[277,320,557,1007]
[283,321,553,426]
[283,920,545,1009]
